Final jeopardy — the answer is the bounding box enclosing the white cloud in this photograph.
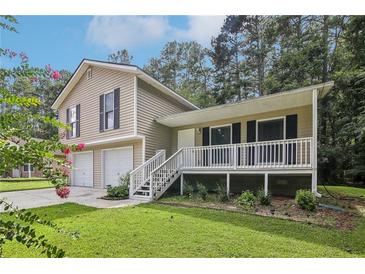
[86,16,225,50]
[86,16,170,50]
[176,16,225,46]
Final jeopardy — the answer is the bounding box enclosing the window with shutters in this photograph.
[257,118,284,141]
[104,91,114,130]
[69,106,77,138]
[210,125,232,145]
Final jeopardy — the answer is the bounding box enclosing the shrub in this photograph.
[257,189,271,206]
[216,184,228,202]
[183,183,194,198]
[196,183,208,200]
[106,173,130,199]
[235,190,256,209]
[295,189,317,211]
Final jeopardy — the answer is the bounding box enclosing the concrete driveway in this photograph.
[0,187,145,212]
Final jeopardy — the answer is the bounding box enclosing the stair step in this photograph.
[131,195,152,201]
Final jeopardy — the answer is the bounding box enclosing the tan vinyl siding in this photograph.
[137,79,191,159]
[58,66,135,144]
[78,140,143,188]
[171,105,312,153]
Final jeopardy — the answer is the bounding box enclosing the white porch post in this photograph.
[28,163,31,178]
[312,89,318,194]
[180,173,184,195]
[264,173,268,196]
[226,173,230,196]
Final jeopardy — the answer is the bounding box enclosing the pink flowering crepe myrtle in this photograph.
[56,143,86,198]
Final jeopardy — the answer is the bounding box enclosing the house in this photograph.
[51,59,334,200]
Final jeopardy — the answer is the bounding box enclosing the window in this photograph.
[104,91,114,130]
[257,118,284,141]
[23,164,34,172]
[210,125,231,145]
[87,68,92,80]
[69,106,77,138]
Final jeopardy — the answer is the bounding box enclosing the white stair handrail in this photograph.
[150,148,184,199]
[130,149,166,195]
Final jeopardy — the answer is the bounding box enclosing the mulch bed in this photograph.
[158,196,365,230]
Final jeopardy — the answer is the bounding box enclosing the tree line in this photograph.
[3,15,365,184]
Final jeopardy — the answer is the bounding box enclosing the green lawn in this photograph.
[0,180,53,192]
[2,203,365,258]
[318,185,365,200]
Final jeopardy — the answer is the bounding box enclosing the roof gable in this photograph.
[51,59,199,110]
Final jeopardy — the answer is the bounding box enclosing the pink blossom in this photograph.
[52,70,61,80]
[56,186,70,198]
[76,143,85,151]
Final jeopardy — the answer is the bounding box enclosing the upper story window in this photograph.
[87,68,92,80]
[100,88,120,132]
[104,91,114,130]
[210,125,232,145]
[66,104,80,139]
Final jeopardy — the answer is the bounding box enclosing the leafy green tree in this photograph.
[107,49,134,64]
[0,15,80,258]
[144,41,214,107]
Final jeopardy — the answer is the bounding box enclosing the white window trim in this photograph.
[68,105,78,139]
[256,116,286,142]
[209,124,233,145]
[103,90,115,131]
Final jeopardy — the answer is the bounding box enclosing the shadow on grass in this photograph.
[1,202,99,222]
[139,203,365,256]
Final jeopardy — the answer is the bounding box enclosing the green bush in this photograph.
[197,183,208,200]
[216,184,228,202]
[295,189,317,211]
[257,189,271,206]
[184,183,194,198]
[106,173,130,199]
[235,190,256,209]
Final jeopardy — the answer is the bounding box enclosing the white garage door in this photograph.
[73,152,93,187]
[103,147,133,187]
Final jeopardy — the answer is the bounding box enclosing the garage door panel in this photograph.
[73,152,93,187]
[103,147,133,187]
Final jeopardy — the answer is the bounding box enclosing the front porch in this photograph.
[130,137,314,200]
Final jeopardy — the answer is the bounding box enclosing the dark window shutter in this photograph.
[99,94,104,132]
[76,104,80,137]
[286,114,298,139]
[66,108,70,139]
[202,127,210,146]
[232,122,241,144]
[247,120,256,142]
[113,88,120,129]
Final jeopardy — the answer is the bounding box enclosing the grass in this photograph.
[2,202,365,258]
[0,180,53,192]
[318,185,365,200]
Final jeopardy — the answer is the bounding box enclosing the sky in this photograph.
[1,15,225,72]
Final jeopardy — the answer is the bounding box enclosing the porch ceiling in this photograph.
[156,82,334,128]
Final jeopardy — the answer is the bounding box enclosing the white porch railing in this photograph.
[149,137,312,199]
[183,137,313,169]
[129,149,165,196]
